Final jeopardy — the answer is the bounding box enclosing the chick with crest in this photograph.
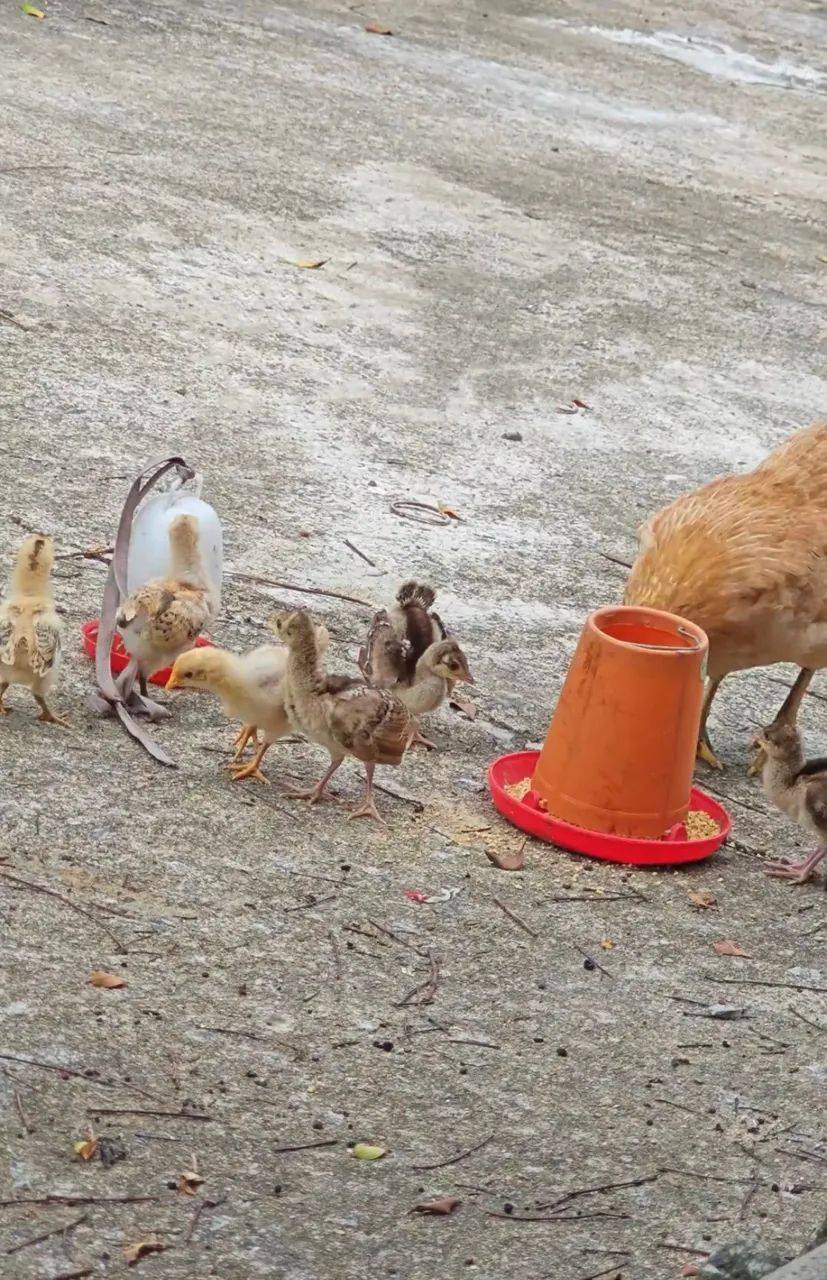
[753,721,827,884]
[359,581,472,747]
[274,607,415,822]
[165,623,329,783]
[0,534,67,725]
[116,514,216,699]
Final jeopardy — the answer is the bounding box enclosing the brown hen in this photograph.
[625,420,827,768]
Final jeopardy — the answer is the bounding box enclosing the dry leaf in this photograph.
[22,3,46,16]
[124,1240,166,1267]
[571,398,592,410]
[484,845,526,872]
[178,1169,205,1196]
[689,890,717,910]
[600,939,615,951]
[412,1195,462,1215]
[818,254,827,264]
[352,1142,386,1160]
[292,259,328,270]
[89,970,126,989]
[449,693,477,720]
[73,1136,99,1161]
[713,939,751,958]
[365,22,393,34]
[438,505,463,521]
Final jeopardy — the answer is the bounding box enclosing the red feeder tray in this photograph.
[489,750,730,866]
[81,619,213,688]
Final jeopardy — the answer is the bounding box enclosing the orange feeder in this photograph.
[532,606,708,839]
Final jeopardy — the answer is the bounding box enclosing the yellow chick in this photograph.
[116,514,216,697]
[0,534,67,725]
[165,624,329,783]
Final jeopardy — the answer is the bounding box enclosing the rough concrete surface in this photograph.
[1,0,826,1277]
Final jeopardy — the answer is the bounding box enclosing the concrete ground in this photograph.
[1,0,825,1276]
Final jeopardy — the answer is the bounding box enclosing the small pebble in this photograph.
[502,431,523,442]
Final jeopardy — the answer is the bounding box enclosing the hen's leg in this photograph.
[765,846,826,884]
[411,726,437,751]
[697,677,724,770]
[289,756,343,804]
[0,681,8,715]
[749,667,814,776]
[348,763,385,823]
[34,695,70,727]
[230,741,271,784]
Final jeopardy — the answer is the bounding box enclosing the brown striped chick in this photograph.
[116,514,216,698]
[273,607,415,823]
[753,721,827,884]
[165,624,329,783]
[0,534,67,725]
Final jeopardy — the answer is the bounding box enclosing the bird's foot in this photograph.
[0,704,9,717]
[747,745,767,778]
[288,784,332,805]
[764,850,825,884]
[697,736,724,771]
[411,730,437,751]
[348,795,385,824]
[229,761,270,785]
[36,702,70,727]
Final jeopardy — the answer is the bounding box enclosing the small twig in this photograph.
[395,951,440,1007]
[271,1138,338,1154]
[598,551,633,570]
[185,1195,227,1244]
[491,896,537,939]
[653,1097,700,1116]
[0,870,126,951]
[86,1106,211,1121]
[447,1038,501,1049]
[774,1146,827,1165]
[328,929,343,981]
[194,1025,269,1042]
[656,1241,709,1256]
[284,893,338,912]
[660,1165,756,1186]
[372,780,425,812]
[790,1005,825,1032]
[412,1132,495,1171]
[390,500,452,527]
[544,892,648,904]
[366,918,421,952]
[489,1211,630,1222]
[702,973,827,994]
[538,1172,658,1212]
[574,943,614,979]
[0,1195,156,1208]
[13,1089,33,1134]
[227,570,373,609]
[572,1266,632,1280]
[0,1052,116,1086]
[5,1212,88,1256]
[343,538,376,568]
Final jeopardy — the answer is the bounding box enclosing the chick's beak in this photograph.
[165,673,180,692]
[461,667,475,685]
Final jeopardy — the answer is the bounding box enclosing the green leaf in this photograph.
[22,3,46,17]
[352,1142,386,1161]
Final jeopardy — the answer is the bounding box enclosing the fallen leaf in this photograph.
[818,254,827,264]
[484,846,525,872]
[22,3,45,16]
[88,969,126,988]
[713,939,752,958]
[292,259,328,270]
[412,1195,462,1216]
[439,505,463,521]
[73,1137,99,1161]
[405,890,429,903]
[124,1240,166,1267]
[178,1169,205,1195]
[365,22,393,34]
[688,890,717,910]
[352,1142,386,1160]
[449,693,477,720]
[600,939,615,951]
[571,398,592,410]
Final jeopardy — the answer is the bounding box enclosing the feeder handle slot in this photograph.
[643,625,705,653]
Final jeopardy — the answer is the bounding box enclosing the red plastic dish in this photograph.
[489,750,730,866]
[80,619,213,687]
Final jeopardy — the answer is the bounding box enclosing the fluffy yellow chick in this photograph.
[165,624,329,783]
[116,514,216,697]
[0,534,67,725]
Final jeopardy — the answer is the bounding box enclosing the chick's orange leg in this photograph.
[696,677,723,770]
[0,681,8,715]
[289,757,343,804]
[230,742,271,784]
[228,724,258,764]
[764,847,826,884]
[348,763,385,824]
[34,696,70,727]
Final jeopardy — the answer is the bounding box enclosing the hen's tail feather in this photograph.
[396,581,436,610]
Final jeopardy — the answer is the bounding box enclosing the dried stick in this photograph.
[0,870,125,951]
[5,1213,88,1256]
[412,1132,495,1172]
[227,570,373,609]
[491,897,537,938]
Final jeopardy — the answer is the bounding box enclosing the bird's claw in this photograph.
[697,738,724,771]
[764,859,814,884]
